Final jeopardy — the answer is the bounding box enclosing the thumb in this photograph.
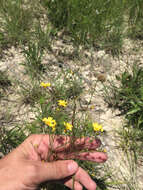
[36,160,78,183]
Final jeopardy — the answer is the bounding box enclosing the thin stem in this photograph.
[72,175,75,190]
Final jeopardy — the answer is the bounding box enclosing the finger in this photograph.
[53,136,101,152]
[35,160,78,184]
[74,137,101,151]
[75,152,107,162]
[47,176,83,190]
[74,167,96,190]
[56,151,107,163]
[64,179,83,190]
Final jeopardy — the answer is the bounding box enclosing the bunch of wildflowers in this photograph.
[58,100,67,107]
[64,122,73,132]
[40,82,51,88]
[42,117,56,131]
[92,122,104,132]
[40,82,104,144]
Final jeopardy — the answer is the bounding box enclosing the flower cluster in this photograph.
[42,117,56,131]
[40,82,51,88]
[58,100,67,107]
[92,122,103,132]
[41,82,104,135]
[64,122,73,131]
[42,116,74,133]
[90,105,95,110]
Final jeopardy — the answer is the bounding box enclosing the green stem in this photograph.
[72,175,75,190]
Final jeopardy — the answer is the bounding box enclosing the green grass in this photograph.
[19,81,46,106]
[0,71,11,88]
[126,0,143,39]
[0,71,12,98]
[22,43,45,79]
[103,63,143,161]
[0,0,142,54]
[104,64,143,130]
[42,0,124,53]
[0,0,34,45]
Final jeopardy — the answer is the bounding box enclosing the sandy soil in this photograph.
[0,37,143,189]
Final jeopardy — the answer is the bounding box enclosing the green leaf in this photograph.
[127,108,140,115]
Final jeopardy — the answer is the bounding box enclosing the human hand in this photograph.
[0,134,107,190]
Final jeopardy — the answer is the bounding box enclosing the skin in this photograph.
[0,134,107,190]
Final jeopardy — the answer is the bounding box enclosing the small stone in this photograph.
[94,73,106,82]
[97,50,105,59]
[0,63,7,72]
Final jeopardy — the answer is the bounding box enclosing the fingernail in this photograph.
[68,161,78,173]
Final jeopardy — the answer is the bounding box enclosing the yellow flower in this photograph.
[58,100,67,107]
[93,122,103,132]
[64,122,73,131]
[56,107,60,111]
[90,105,95,110]
[40,82,51,88]
[52,127,56,132]
[42,117,56,128]
[103,149,107,153]
[91,173,96,177]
